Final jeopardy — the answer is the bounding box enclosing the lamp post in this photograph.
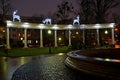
[48,30,52,53]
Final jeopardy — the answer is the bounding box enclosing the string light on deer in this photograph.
[12,10,21,22]
[73,15,80,25]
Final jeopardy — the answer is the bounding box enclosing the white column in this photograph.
[54,30,58,47]
[40,29,43,47]
[6,27,10,49]
[97,29,100,45]
[24,28,28,48]
[68,30,71,46]
[111,28,115,45]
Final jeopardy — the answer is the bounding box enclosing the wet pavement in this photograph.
[0,56,33,80]
[3,53,108,80]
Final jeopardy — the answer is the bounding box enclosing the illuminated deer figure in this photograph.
[73,15,80,25]
[13,10,21,22]
[42,18,51,24]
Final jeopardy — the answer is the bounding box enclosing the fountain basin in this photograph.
[65,48,120,79]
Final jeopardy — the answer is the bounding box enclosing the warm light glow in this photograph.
[58,53,64,56]
[36,40,38,43]
[115,28,118,31]
[2,30,5,33]
[20,57,25,65]
[76,31,79,34]
[105,58,110,61]
[0,27,3,31]
[105,30,108,34]
[23,34,25,37]
[48,30,51,34]
[27,34,31,37]
[20,37,23,40]
[58,37,62,41]
[18,33,21,36]
[115,45,120,48]
[113,59,120,63]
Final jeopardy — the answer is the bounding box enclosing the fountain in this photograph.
[65,48,120,79]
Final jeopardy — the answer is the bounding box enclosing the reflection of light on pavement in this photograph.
[113,59,120,63]
[3,57,6,60]
[1,57,7,73]
[94,58,103,61]
[20,57,25,65]
[58,53,64,56]
[0,57,8,80]
[105,58,110,61]
[94,57,120,63]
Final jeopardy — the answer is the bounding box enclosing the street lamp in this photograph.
[58,37,62,41]
[48,30,52,34]
[105,30,108,34]
[48,30,52,53]
[76,31,79,35]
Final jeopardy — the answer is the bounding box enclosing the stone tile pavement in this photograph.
[11,53,107,80]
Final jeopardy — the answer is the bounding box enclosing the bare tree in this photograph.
[55,0,74,24]
[0,0,11,23]
[75,0,95,24]
[76,0,119,23]
[112,13,120,25]
[93,0,119,23]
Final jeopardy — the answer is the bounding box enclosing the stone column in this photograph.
[40,29,43,47]
[68,30,71,46]
[24,28,28,48]
[6,27,10,49]
[97,29,100,45]
[111,28,115,45]
[54,30,58,47]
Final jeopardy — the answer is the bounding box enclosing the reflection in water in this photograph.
[2,53,120,80]
[94,57,120,63]
[104,58,111,61]
[0,57,7,80]
[20,57,25,65]
[94,57,103,61]
[58,53,64,56]
[113,59,120,62]
[0,56,35,80]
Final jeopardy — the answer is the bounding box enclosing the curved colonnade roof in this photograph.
[6,20,115,30]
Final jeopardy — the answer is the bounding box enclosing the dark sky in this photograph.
[11,0,76,17]
[11,0,120,17]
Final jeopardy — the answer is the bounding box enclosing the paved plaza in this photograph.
[10,53,108,80]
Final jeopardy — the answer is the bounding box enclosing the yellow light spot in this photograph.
[58,53,64,56]
[105,58,110,61]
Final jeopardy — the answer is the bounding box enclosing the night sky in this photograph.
[11,0,120,17]
[11,0,76,17]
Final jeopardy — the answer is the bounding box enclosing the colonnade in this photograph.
[96,28,115,45]
[6,27,115,49]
